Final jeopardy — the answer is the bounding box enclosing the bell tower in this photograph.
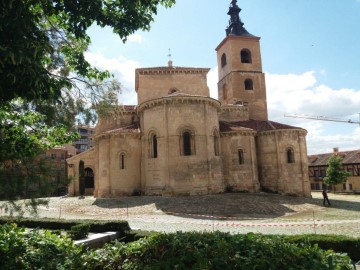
[216,0,268,120]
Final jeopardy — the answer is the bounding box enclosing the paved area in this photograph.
[2,192,359,236]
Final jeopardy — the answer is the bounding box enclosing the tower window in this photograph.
[244,79,253,90]
[221,53,227,67]
[241,49,252,64]
[150,134,158,158]
[238,149,245,164]
[287,148,295,164]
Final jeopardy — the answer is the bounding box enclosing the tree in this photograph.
[323,155,351,191]
[0,0,175,210]
[0,100,78,214]
[79,160,85,197]
[0,0,176,104]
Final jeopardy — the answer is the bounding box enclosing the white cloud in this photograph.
[207,66,218,99]
[127,34,144,44]
[265,71,360,154]
[84,52,140,104]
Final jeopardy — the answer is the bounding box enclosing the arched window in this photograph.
[238,149,244,164]
[120,153,126,169]
[287,148,295,163]
[150,134,158,158]
[169,88,178,94]
[180,130,195,156]
[221,53,227,67]
[213,130,220,156]
[241,49,252,63]
[244,79,253,90]
[223,84,227,100]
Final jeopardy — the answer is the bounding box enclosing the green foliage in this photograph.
[79,160,85,196]
[79,232,353,270]
[0,217,131,233]
[0,100,79,161]
[0,227,355,270]
[323,155,351,187]
[0,100,77,205]
[0,0,175,209]
[68,223,91,240]
[282,234,360,261]
[0,223,84,270]
[0,0,176,103]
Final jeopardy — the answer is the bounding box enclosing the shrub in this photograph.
[282,234,360,261]
[0,223,84,270]
[68,223,90,240]
[79,232,353,269]
[0,217,130,233]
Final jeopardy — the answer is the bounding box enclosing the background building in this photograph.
[309,148,360,193]
[72,125,95,154]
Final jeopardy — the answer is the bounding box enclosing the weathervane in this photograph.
[167,48,173,67]
[168,48,172,61]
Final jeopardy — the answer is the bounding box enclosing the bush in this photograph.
[282,234,360,261]
[0,223,84,270]
[68,223,91,240]
[79,232,353,269]
[0,217,130,233]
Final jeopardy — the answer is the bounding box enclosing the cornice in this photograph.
[220,130,257,137]
[138,95,221,113]
[258,129,308,136]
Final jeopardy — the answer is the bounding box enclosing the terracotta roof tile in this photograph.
[103,123,140,134]
[308,150,360,166]
[219,120,304,133]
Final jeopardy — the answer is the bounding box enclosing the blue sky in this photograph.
[85,0,360,155]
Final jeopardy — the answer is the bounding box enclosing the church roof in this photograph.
[102,123,140,135]
[220,120,305,133]
[308,150,360,166]
[122,105,137,112]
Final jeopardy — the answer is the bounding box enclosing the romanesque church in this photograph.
[67,1,311,197]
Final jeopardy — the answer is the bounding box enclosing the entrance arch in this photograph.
[84,167,94,190]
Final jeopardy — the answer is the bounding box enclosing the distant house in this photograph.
[72,125,95,154]
[308,148,360,193]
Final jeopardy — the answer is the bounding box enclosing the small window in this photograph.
[244,79,253,90]
[223,84,227,100]
[180,130,195,156]
[287,148,295,163]
[169,88,179,94]
[150,134,158,158]
[120,153,126,169]
[221,53,227,67]
[238,149,244,164]
[183,132,192,156]
[213,130,220,156]
[241,49,252,63]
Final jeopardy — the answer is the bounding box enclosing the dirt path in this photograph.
[2,192,360,236]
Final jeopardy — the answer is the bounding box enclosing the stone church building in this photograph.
[67,1,311,197]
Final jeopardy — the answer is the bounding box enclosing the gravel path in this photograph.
[2,192,359,236]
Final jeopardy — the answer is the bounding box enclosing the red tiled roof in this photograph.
[219,120,304,133]
[122,105,137,112]
[103,123,140,134]
[308,150,360,166]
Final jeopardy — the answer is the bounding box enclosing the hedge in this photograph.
[0,217,130,233]
[0,226,355,270]
[281,234,360,262]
